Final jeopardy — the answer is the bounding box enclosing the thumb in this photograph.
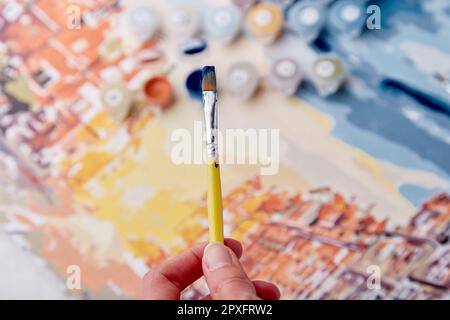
[202,243,259,300]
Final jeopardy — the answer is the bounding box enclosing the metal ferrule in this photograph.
[202,91,218,159]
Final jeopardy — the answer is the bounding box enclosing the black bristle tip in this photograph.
[201,66,216,92]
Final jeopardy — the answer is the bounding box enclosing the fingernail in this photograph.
[204,243,233,271]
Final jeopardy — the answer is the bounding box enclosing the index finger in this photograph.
[141,238,242,300]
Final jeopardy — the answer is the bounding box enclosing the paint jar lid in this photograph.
[143,76,173,110]
[327,0,365,36]
[246,3,284,41]
[226,62,260,99]
[313,56,343,79]
[167,6,200,38]
[340,3,362,22]
[100,82,132,122]
[125,5,158,42]
[287,1,326,42]
[204,6,242,44]
[185,69,204,101]
[288,1,326,28]
[311,56,345,96]
[269,58,303,96]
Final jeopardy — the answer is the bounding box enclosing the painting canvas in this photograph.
[0,0,449,299]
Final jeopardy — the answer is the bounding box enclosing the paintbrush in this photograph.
[201,66,224,243]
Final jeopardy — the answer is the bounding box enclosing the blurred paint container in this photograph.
[232,0,257,12]
[327,0,366,38]
[143,76,174,110]
[287,1,326,43]
[185,69,204,101]
[167,6,200,39]
[124,5,159,44]
[310,56,345,96]
[269,58,303,96]
[100,82,132,123]
[245,3,284,44]
[204,6,242,44]
[226,62,260,100]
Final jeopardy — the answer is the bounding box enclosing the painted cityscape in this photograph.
[183,178,449,300]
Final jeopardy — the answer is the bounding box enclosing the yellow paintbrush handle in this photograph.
[207,158,224,243]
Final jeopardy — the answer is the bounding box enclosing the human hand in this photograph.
[141,238,280,300]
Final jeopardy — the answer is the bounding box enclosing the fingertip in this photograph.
[253,280,281,300]
[202,242,257,300]
[224,238,243,258]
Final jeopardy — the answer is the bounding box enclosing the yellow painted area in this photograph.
[5,73,35,108]
[232,219,260,241]
[129,112,154,134]
[69,151,115,187]
[71,120,207,257]
[0,50,7,67]
[240,194,269,212]
[57,113,116,174]
[355,151,398,194]
[61,112,153,187]
[128,238,165,262]
[177,210,207,244]
[87,111,117,131]
[291,98,333,131]
[79,171,199,255]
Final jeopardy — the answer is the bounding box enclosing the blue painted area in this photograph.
[294,0,450,188]
[400,184,441,208]
[368,0,439,34]
[381,79,450,117]
[299,86,450,181]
